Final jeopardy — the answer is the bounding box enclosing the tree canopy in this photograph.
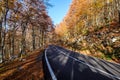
[0,0,53,63]
[55,0,120,61]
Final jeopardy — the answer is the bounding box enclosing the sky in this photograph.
[48,0,72,25]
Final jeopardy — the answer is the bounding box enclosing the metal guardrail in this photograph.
[45,48,57,80]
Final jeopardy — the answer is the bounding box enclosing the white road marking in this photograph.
[53,46,120,80]
[45,47,57,80]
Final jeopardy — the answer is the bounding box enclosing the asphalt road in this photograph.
[43,45,120,80]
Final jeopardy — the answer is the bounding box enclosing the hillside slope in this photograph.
[54,0,120,63]
[0,49,44,80]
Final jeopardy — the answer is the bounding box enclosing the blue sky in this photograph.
[48,0,72,24]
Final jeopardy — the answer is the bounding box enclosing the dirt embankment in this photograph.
[0,49,44,80]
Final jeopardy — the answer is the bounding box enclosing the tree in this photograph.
[0,0,53,63]
[56,0,120,60]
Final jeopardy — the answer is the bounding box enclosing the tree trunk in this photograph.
[118,10,120,24]
[0,0,9,63]
[20,23,26,59]
[0,20,3,63]
[32,26,35,50]
[38,26,42,48]
[11,27,15,59]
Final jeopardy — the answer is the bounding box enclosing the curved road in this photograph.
[43,45,120,80]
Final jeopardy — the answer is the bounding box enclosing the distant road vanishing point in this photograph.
[43,45,120,80]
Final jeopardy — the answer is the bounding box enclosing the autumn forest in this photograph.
[55,0,120,62]
[0,0,53,63]
[0,0,120,79]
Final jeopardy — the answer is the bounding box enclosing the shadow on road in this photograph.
[43,45,120,80]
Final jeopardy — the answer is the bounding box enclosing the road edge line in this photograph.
[45,48,57,80]
[54,46,120,80]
